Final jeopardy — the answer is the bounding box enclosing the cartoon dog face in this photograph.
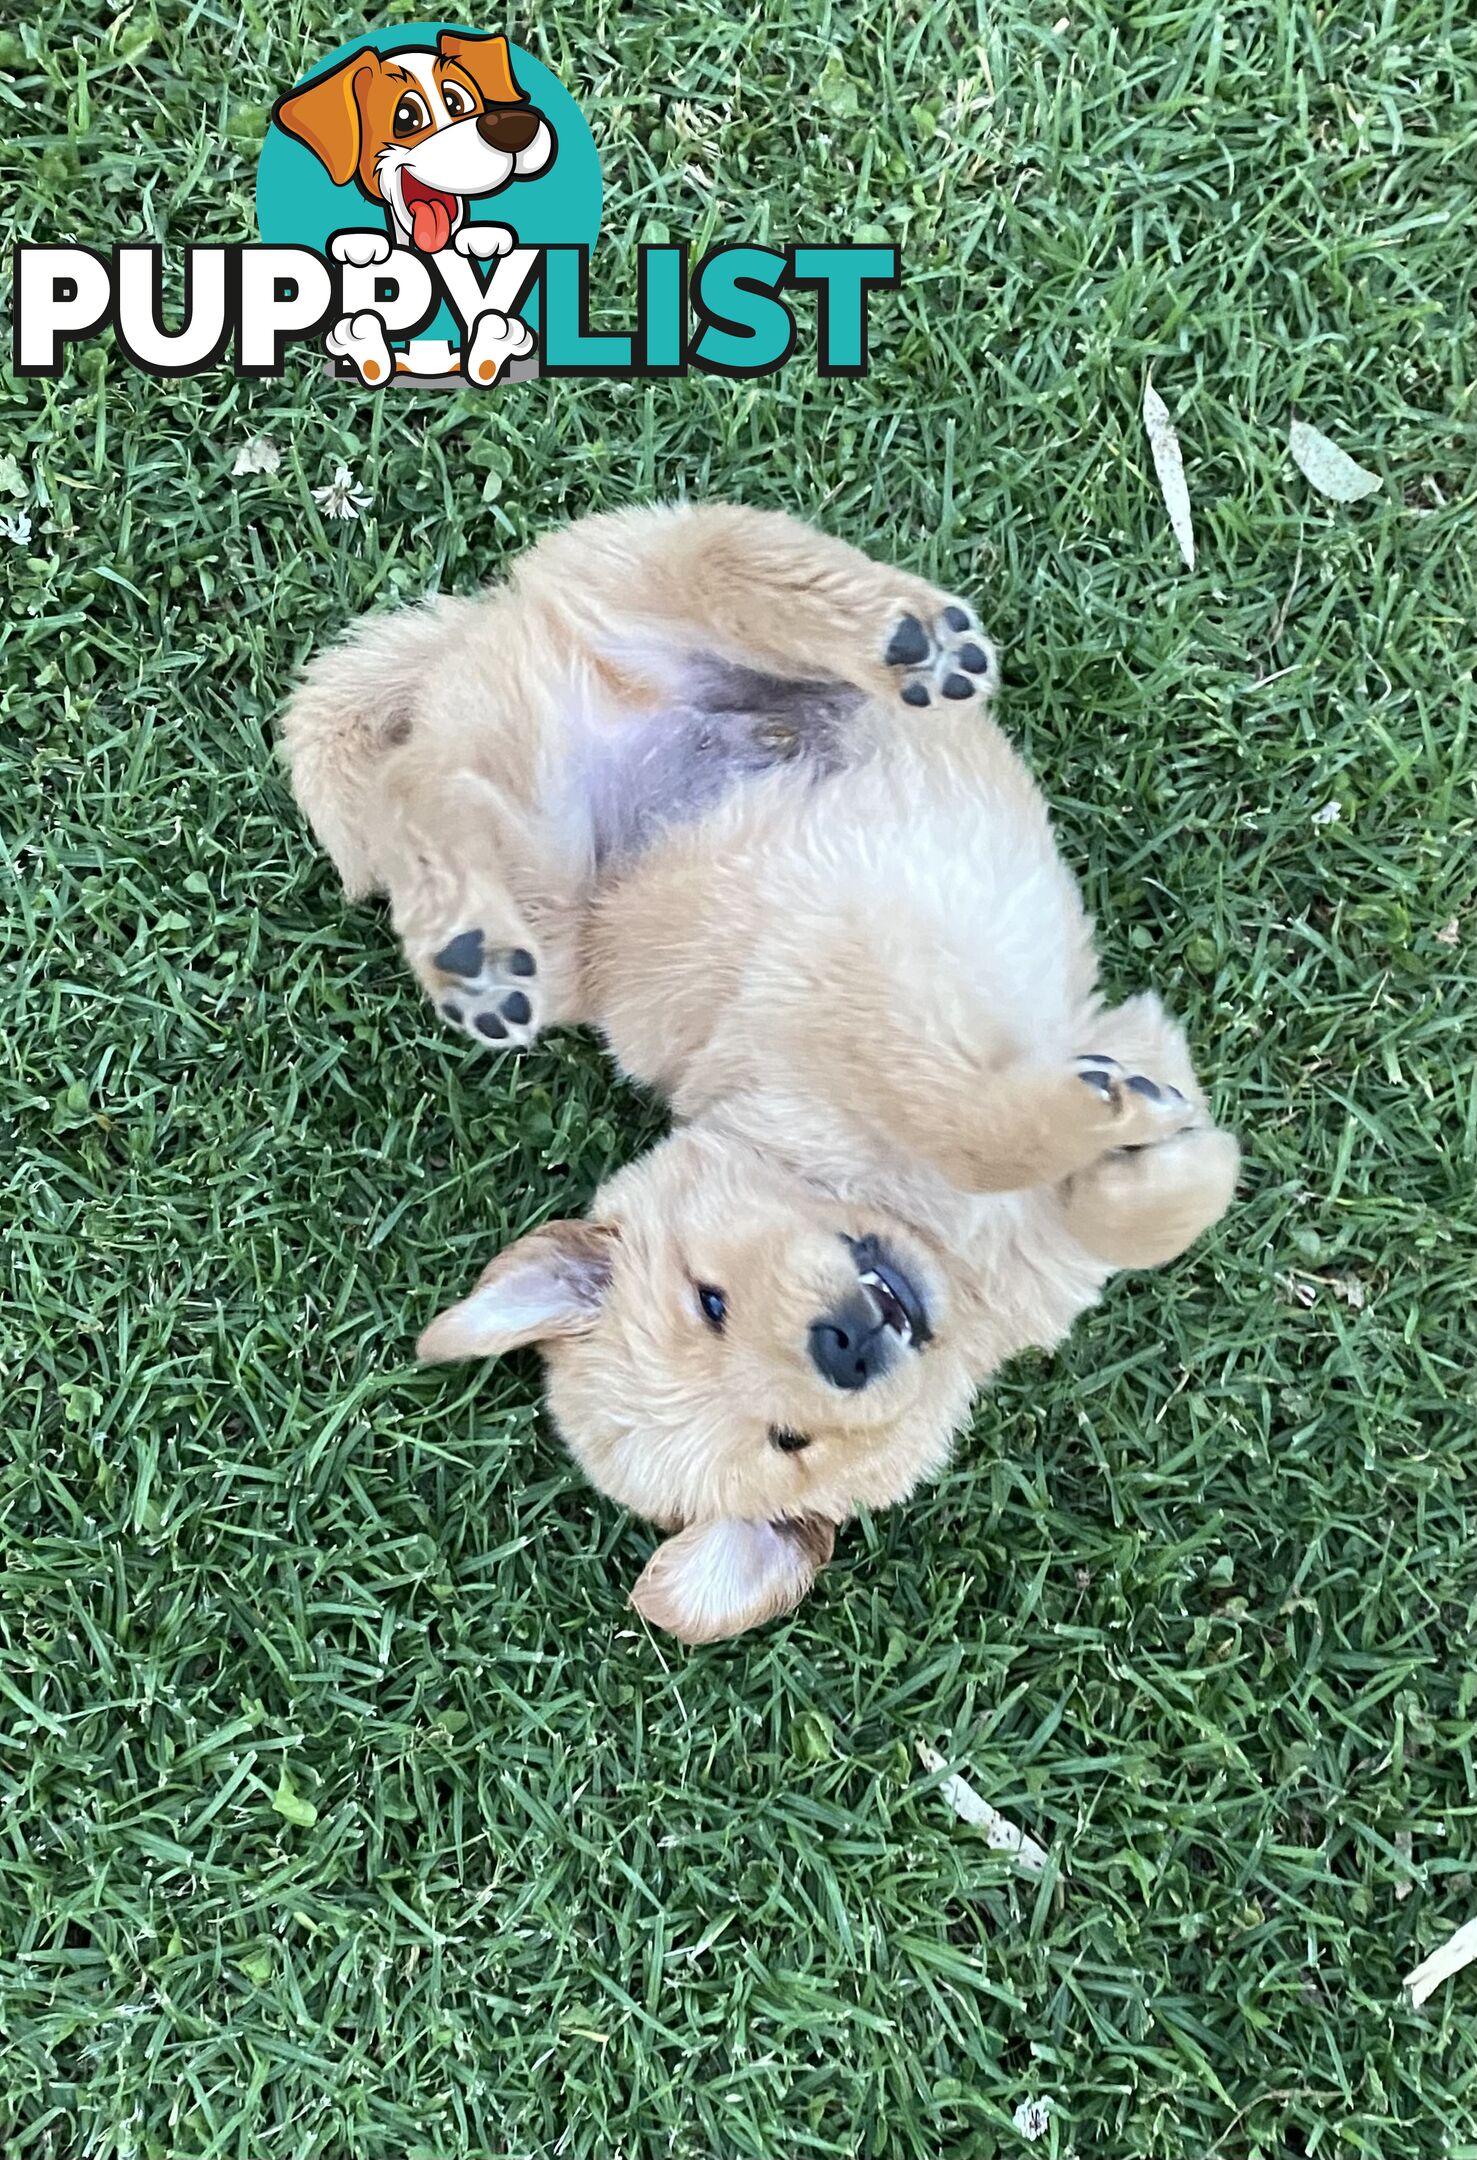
[418,1128,981,1643]
[273,31,554,252]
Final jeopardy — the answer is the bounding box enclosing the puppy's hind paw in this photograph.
[465,310,535,386]
[326,310,394,386]
[429,928,541,1051]
[885,600,998,710]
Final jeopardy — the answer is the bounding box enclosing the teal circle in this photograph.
[255,21,600,344]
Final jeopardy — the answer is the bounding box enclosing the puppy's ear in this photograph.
[630,1516,836,1645]
[417,1220,617,1362]
[274,50,379,186]
[437,30,525,105]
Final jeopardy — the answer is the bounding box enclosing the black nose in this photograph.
[809,1294,892,1392]
[477,106,543,152]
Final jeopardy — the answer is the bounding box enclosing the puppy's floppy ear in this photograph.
[437,30,526,105]
[417,1220,617,1363]
[630,1516,836,1645]
[274,49,380,187]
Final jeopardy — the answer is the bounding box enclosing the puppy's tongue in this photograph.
[409,194,453,253]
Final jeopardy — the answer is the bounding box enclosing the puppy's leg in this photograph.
[372,744,569,1052]
[898,997,1236,1225]
[879,1053,1210,1194]
[515,502,999,711]
[763,969,1226,1199]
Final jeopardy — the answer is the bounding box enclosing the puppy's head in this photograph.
[419,1129,977,1644]
[274,32,555,249]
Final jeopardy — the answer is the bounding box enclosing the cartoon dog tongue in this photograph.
[409,191,454,254]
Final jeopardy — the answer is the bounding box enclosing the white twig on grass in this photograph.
[1142,376,1196,571]
[1403,1914,1477,2006]
[915,1741,1049,1872]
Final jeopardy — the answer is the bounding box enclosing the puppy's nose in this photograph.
[477,106,543,152]
[809,1295,891,1392]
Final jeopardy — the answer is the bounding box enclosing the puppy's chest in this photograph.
[567,657,865,869]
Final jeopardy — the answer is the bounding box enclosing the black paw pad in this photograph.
[441,1001,463,1024]
[900,681,932,708]
[957,642,991,674]
[500,991,532,1025]
[475,1012,508,1041]
[1078,1067,1117,1100]
[435,929,485,978]
[941,674,974,700]
[885,615,931,667]
[507,949,537,977]
[942,604,973,633]
[1126,1075,1162,1101]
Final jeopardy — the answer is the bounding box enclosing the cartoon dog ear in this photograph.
[629,1517,836,1645]
[437,30,526,105]
[416,1220,617,1362]
[274,49,381,186]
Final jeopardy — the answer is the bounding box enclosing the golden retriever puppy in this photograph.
[281,504,1238,1642]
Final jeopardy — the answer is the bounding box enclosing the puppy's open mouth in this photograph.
[400,171,462,254]
[847,1234,933,1349]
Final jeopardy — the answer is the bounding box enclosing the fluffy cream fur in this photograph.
[280,503,1239,1642]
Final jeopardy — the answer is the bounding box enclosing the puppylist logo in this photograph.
[12,21,899,389]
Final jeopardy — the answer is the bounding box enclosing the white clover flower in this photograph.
[1013,2096,1053,2142]
[0,511,32,546]
[312,463,372,521]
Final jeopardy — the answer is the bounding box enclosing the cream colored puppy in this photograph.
[281,504,1238,1642]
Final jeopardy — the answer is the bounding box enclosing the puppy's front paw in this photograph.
[1061,1123,1240,1270]
[453,223,516,260]
[884,601,998,710]
[1072,1054,1202,1151]
[330,231,392,268]
[429,928,541,1050]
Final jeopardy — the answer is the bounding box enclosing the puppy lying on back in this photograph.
[281,504,1238,1643]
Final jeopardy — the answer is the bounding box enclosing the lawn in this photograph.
[3,1,1475,2154]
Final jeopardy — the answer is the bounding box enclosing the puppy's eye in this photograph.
[696,1284,726,1331]
[769,1427,812,1454]
[392,92,431,137]
[442,83,477,117]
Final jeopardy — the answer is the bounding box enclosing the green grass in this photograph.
[3,1,1476,2154]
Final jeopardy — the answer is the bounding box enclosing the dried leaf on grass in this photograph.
[1289,420,1382,503]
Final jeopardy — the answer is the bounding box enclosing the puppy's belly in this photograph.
[574,658,864,870]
